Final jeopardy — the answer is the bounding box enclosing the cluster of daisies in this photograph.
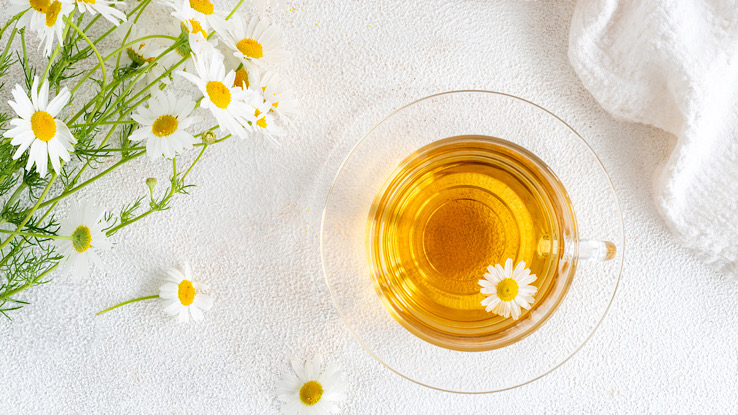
[5,1,296,282]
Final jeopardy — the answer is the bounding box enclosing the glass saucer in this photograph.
[321,91,624,393]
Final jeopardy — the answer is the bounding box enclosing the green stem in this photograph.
[226,0,246,20]
[0,172,57,251]
[0,229,73,240]
[96,295,159,315]
[64,16,107,95]
[0,262,60,304]
[70,120,136,128]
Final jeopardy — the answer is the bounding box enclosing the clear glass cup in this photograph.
[321,91,624,393]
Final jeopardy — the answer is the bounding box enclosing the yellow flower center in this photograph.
[181,19,206,37]
[189,0,213,15]
[45,0,61,27]
[29,0,50,12]
[72,225,92,253]
[77,0,95,4]
[233,68,250,89]
[254,109,267,129]
[177,280,196,306]
[236,38,263,59]
[151,115,179,137]
[206,81,231,109]
[299,380,323,406]
[30,111,57,142]
[496,278,519,302]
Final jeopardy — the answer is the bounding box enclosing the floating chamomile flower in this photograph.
[159,263,214,323]
[479,258,538,320]
[55,200,113,281]
[129,91,199,159]
[74,0,126,26]
[5,77,76,177]
[212,15,289,71]
[177,47,260,140]
[276,356,346,415]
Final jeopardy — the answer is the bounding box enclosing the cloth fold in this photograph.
[569,0,738,278]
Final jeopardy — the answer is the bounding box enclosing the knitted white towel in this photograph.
[569,0,738,277]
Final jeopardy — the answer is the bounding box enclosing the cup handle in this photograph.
[578,239,617,261]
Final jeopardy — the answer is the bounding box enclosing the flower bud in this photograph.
[202,131,217,144]
[146,177,157,191]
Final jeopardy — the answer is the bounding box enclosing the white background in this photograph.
[1,0,737,413]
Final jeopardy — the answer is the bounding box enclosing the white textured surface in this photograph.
[1,0,737,413]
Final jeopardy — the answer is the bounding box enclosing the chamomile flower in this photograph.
[36,0,75,57]
[116,22,161,68]
[252,107,286,141]
[55,200,113,281]
[276,356,346,415]
[129,91,199,159]
[177,47,260,139]
[6,77,76,177]
[212,15,288,71]
[258,71,298,121]
[479,258,538,320]
[154,32,221,81]
[166,0,210,38]
[74,0,126,26]
[159,263,214,323]
[10,0,51,32]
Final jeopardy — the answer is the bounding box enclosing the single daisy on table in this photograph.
[276,355,346,415]
[177,47,260,140]
[159,263,214,323]
[55,199,113,281]
[5,77,76,177]
[129,91,199,159]
[74,0,126,26]
[478,258,538,320]
[212,15,289,71]
[35,0,75,57]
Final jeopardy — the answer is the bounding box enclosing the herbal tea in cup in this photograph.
[367,135,615,352]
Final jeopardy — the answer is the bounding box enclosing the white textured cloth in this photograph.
[569,0,738,277]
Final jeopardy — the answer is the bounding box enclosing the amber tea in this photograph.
[367,135,577,351]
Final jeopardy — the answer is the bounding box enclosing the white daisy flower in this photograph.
[34,0,75,57]
[479,258,538,320]
[258,71,298,121]
[252,106,286,141]
[74,0,126,26]
[177,47,260,140]
[55,199,113,281]
[211,15,289,71]
[153,32,222,83]
[276,356,346,415]
[159,263,214,323]
[252,0,288,13]
[129,91,199,159]
[115,22,161,68]
[5,77,76,177]
[166,0,210,39]
[10,0,46,32]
